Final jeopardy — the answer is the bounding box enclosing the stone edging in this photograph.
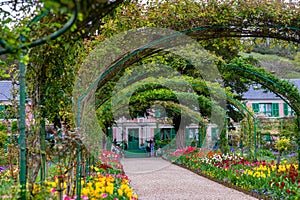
[170,161,272,200]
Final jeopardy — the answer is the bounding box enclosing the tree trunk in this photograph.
[176,128,186,149]
[276,151,282,171]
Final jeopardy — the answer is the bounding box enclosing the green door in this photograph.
[128,128,139,150]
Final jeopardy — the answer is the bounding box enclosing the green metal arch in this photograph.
[78,25,300,125]
[222,64,300,114]
[76,25,300,166]
[0,0,78,55]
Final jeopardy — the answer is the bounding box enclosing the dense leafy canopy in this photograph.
[1,0,300,152]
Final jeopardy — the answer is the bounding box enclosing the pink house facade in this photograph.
[242,80,299,118]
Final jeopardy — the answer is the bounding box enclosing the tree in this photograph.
[1,0,125,194]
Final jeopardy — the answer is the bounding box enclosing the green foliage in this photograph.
[0,122,7,132]
[0,130,7,149]
[276,137,291,152]
[101,0,300,41]
[0,178,20,199]
[11,121,17,135]
[251,41,297,59]
[241,52,300,79]
[257,149,276,159]
[219,126,229,154]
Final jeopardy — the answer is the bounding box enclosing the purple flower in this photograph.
[0,166,6,172]
[288,153,296,157]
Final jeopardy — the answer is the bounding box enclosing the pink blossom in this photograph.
[63,195,71,200]
[81,195,89,200]
[1,195,12,199]
[101,193,108,198]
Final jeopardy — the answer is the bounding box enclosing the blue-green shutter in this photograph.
[0,105,5,119]
[272,103,279,117]
[252,103,259,113]
[170,128,175,139]
[283,103,289,116]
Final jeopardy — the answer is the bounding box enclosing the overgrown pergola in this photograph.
[1,0,300,199]
[74,0,300,168]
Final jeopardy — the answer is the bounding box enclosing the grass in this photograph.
[240,52,300,79]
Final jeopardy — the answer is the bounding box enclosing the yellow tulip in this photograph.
[127,192,133,198]
[118,189,123,196]
[260,173,266,178]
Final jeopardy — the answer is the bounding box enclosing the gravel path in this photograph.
[122,157,257,200]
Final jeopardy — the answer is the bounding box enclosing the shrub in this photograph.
[0,130,7,149]
[0,122,7,132]
[11,121,18,135]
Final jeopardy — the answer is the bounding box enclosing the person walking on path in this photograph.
[146,139,155,157]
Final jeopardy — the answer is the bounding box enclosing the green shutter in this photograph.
[272,103,279,117]
[252,103,259,113]
[0,105,5,119]
[283,103,289,116]
[170,128,174,139]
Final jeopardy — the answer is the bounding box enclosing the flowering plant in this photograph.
[171,148,299,199]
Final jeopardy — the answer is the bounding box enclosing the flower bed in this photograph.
[168,147,299,199]
[0,150,138,200]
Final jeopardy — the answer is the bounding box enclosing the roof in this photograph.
[242,79,300,100]
[0,81,15,102]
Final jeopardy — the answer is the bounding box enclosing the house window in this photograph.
[189,128,199,141]
[260,103,272,116]
[253,103,279,117]
[160,128,171,140]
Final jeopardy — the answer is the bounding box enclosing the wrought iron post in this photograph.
[297,116,300,169]
[19,41,27,199]
[76,146,82,200]
[85,156,89,184]
[198,126,202,147]
[0,1,78,198]
[40,117,46,183]
[253,118,257,160]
